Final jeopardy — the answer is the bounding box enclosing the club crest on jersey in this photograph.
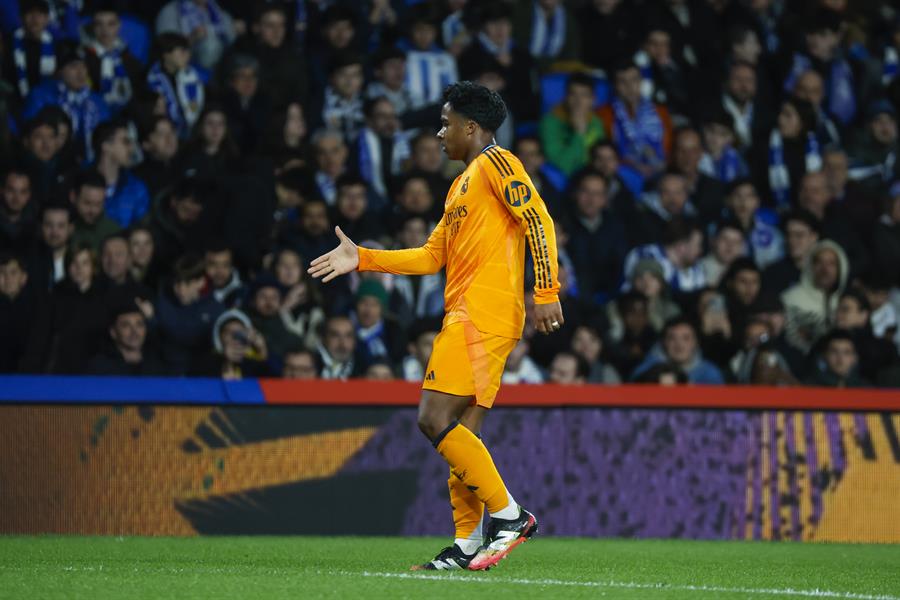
[460,176,469,195]
[504,180,532,207]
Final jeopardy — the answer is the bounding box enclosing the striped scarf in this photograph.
[58,82,101,159]
[355,318,387,360]
[477,31,513,56]
[178,0,229,41]
[147,62,204,138]
[316,171,337,205]
[357,127,410,199]
[633,50,655,99]
[883,46,898,86]
[698,146,746,183]
[404,49,457,109]
[442,11,465,48]
[768,129,821,209]
[611,97,664,169]
[322,86,363,142]
[87,40,131,110]
[529,0,565,58]
[13,28,55,98]
[784,53,856,125]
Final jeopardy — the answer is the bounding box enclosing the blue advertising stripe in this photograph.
[0,375,262,405]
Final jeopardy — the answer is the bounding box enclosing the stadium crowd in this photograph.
[1,0,899,388]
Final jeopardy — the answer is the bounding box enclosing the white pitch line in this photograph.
[346,571,900,600]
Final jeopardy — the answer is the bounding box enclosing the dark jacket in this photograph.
[0,201,38,255]
[566,210,628,304]
[155,287,225,374]
[86,346,169,376]
[0,286,36,372]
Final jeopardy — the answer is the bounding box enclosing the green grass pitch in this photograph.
[1,536,898,599]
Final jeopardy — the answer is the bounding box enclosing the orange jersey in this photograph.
[358,145,559,339]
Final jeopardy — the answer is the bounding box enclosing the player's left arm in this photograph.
[484,148,564,334]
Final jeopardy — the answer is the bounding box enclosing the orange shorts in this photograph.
[421,320,518,409]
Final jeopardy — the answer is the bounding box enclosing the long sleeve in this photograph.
[357,219,446,275]
[483,147,560,305]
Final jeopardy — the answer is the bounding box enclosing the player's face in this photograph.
[437,104,470,161]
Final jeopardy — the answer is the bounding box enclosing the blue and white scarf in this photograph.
[883,46,898,86]
[316,171,337,205]
[405,49,457,109]
[633,50,655,99]
[356,319,388,359]
[442,11,465,48]
[178,0,229,42]
[58,83,101,159]
[88,40,131,110]
[147,62,204,138]
[47,0,81,39]
[529,0,565,58]
[322,86,364,142]
[768,129,821,209]
[357,127,411,199]
[477,31,513,56]
[13,28,55,98]
[611,97,664,168]
[698,146,746,183]
[784,53,856,125]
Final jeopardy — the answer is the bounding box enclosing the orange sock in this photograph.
[448,468,484,545]
[434,421,509,514]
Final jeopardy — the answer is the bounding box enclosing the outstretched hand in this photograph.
[534,301,564,335]
[307,226,359,283]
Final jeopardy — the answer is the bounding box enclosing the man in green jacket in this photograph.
[539,72,605,176]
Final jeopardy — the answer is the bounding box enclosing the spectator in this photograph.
[751,96,820,211]
[781,240,849,353]
[623,217,706,295]
[0,253,36,372]
[564,171,627,303]
[570,324,620,384]
[406,132,450,202]
[204,241,243,307]
[82,4,144,112]
[20,113,65,204]
[633,25,691,122]
[148,176,214,267]
[858,271,900,346]
[155,0,235,70]
[633,361,688,385]
[762,209,820,295]
[128,225,161,291]
[220,53,269,152]
[597,60,672,180]
[134,115,180,199]
[668,128,724,230]
[402,5,458,111]
[514,0,578,65]
[782,11,858,126]
[91,120,150,228]
[0,168,38,255]
[317,315,363,380]
[21,242,106,373]
[606,291,659,378]
[225,4,307,108]
[699,220,746,287]
[352,279,405,367]
[366,46,413,119]
[312,128,349,205]
[5,0,57,101]
[805,330,868,388]
[155,254,224,373]
[27,202,73,294]
[721,256,762,336]
[308,5,359,91]
[632,171,695,245]
[586,140,639,224]
[792,69,841,148]
[273,247,324,350]
[501,338,543,384]
[282,347,318,379]
[698,112,748,184]
[182,103,239,179]
[822,147,880,240]
[539,73,606,177]
[387,215,444,329]
[722,178,784,269]
[23,41,111,160]
[365,359,395,380]
[847,100,899,189]
[548,351,589,385]
[830,289,898,382]
[315,52,365,143]
[260,102,310,174]
[384,173,440,232]
[353,96,409,204]
[717,61,770,152]
[401,317,440,382]
[191,308,270,378]
[98,232,138,293]
[87,303,166,375]
[745,343,799,386]
[632,316,724,384]
[245,272,296,362]
[146,33,204,138]
[576,0,640,72]
[513,136,564,214]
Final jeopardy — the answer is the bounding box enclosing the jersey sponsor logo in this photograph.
[504,180,532,207]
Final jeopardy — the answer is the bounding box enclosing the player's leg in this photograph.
[448,406,489,554]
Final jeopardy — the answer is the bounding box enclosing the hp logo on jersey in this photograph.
[504,180,532,207]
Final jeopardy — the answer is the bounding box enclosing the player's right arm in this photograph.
[308,223,446,283]
[358,219,447,275]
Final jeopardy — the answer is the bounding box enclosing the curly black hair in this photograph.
[442,81,507,133]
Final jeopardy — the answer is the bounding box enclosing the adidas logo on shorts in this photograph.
[425,370,436,381]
